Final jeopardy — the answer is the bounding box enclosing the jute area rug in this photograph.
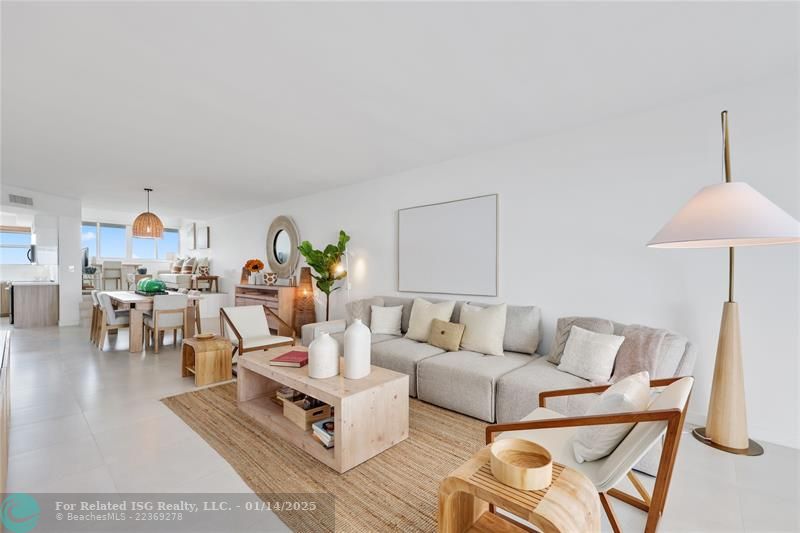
[162,383,486,532]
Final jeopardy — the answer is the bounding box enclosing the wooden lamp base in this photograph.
[694,301,764,456]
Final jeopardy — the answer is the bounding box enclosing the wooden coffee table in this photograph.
[237,346,409,473]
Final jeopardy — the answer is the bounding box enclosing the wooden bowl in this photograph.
[194,333,215,340]
[490,438,553,491]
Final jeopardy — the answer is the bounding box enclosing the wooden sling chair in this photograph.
[219,305,296,369]
[486,376,694,533]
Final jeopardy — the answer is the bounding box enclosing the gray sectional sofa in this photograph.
[300,295,696,474]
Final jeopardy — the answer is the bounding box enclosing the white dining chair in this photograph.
[96,292,130,350]
[102,260,123,290]
[144,294,188,353]
[486,376,694,533]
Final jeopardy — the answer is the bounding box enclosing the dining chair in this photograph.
[485,376,694,533]
[219,305,295,365]
[89,290,101,344]
[102,260,123,290]
[96,292,130,350]
[144,294,188,353]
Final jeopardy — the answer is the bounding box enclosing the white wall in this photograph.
[0,185,83,326]
[206,75,799,448]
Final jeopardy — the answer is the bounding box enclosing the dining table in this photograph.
[104,291,202,353]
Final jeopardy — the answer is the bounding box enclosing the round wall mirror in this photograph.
[266,216,300,278]
[273,230,291,264]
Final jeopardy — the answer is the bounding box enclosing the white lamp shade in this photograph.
[648,182,800,248]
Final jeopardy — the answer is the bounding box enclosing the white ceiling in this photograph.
[2,2,796,218]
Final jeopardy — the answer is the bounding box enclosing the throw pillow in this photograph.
[171,259,184,273]
[612,325,688,381]
[181,257,196,274]
[572,371,651,463]
[346,297,385,327]
[548,316,615,364]
[405,298,456,342]
[466,303,541,354]
[458,303,507,356]
[370,305,403,336]
[427,319,466,352]
[557,326,625,382]
[194,256,208,274]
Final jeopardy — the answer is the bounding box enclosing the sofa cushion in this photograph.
[495,356,591,423]
[417,350,530,422]
[381,296,461,334]
[557,326,625,382]
[427,319,465,352]
[345,297,385,327]
[181,257,196,274]
[458,303,507,356]
[330,331,398,353]
[468,303,541,355]
[370,305,403,335]
[548,316,615,364]
[405,299,456,342]
[371,338,445,396]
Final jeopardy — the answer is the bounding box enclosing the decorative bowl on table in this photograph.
[490,438,553,491]
[136,278,167,295]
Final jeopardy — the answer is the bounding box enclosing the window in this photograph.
[0,227,32,264]
[131,237,156,259]
[99,223,126,258]
[158,228,180,260]
[82,221,180,261]
[81,222,98,258]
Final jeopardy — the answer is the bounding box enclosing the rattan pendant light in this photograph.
[132,188,164,238]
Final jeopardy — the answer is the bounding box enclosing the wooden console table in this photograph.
[234,284,295,337]
[237,346,409,473]
[438,446,600,533]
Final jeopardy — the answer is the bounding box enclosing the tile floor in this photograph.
[6,321,800,532]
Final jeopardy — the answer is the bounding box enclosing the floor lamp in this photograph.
[647,111,800,455]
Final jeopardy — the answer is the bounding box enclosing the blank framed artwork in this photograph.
[398,194,498,296]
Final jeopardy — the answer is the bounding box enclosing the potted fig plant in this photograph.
[298,230,350,321]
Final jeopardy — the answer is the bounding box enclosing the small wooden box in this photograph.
[282,399,331,431]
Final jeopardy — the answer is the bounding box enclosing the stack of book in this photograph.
[311,417,335,449]
[269,350,309,368]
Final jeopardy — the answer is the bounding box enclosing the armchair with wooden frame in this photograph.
[219,305,296,363]
[485,376,693,533]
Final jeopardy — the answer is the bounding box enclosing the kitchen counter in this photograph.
[10,282,59,327]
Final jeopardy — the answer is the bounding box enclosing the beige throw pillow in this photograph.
[405,299,456,342]
[548,316,615,364]
[428,319,466,352]
[557,326,625,382]
[458,303,507,356]
[572,371,651,463]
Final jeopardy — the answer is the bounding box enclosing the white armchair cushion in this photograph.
[572,371,651,463]
[230,334,293,348]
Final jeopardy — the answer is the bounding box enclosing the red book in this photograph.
[269,350,308,368]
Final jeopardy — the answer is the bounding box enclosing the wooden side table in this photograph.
[438,446,600,533]
[192,275,219,292]
[181,336,233,386]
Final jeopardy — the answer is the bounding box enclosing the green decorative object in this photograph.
[137,278,167,294]
[298,230,350,321]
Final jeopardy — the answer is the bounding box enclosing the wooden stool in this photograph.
[181,336,233,386]
[438,446,600,533]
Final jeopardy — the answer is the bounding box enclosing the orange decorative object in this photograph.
[244,259,265,273]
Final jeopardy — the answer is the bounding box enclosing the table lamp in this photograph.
[647,110,800,455]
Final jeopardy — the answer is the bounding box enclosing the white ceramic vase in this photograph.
[344,319,371,379]
[308,332,339,379]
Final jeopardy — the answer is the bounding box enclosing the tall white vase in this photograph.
[308,332,339,379]
[344,319,371,379]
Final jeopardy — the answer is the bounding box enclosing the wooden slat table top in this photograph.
[106,291,201,304]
